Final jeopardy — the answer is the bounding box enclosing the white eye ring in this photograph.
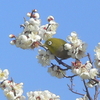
[48,41,52,45]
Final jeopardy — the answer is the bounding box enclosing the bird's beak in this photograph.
[41,43,48,50]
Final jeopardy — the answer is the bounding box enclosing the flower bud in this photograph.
[47,16,54,22]
[27,13,31,17]
[9,34,15,38]
[10,40,16,45]
[32,9,37,12]
[32,13,40,18]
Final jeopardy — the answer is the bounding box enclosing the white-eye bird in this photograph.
[44,38,71,59]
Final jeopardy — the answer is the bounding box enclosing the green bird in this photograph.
[44,38,71,59]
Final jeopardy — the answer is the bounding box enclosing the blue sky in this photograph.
[0,1,100,100]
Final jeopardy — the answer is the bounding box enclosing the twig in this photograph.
[91,79,100,83]
[55,56,72,69]
[87,53,93,68]
[67,78,84,96]
[94,85,99,100]
[51,63,69,71]
[83,79,93,100]
[46,24,51,30]
[63,74,77,78]
[93,78,100,100]
[67,84,84,96]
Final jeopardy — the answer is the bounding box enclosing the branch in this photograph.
[63,74,77,78]
[55,56,72,69]
[67,78,84,96]
[91,79,100,83]
[92,79,100,100]
[94,85,99,100]
[87,53,93,68]
[83,79,93,100]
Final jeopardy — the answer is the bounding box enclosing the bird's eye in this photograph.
[48,41,52,45]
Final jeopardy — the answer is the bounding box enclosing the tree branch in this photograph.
[94,85,99,100]
[63,74,77,78]
[83,79,93,100]
[55,56,72,69]
[87,53,93,68]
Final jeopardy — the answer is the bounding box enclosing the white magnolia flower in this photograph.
[48,65,66,78]
[27,90,60,100]
[36,49,54,66]
[0,69,9,82]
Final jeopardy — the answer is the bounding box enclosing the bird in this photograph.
[44,38,71,59]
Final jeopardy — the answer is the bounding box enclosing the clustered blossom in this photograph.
[0,69,25,100]
[0,69,60,100]
[36,49,54,66]
[39,16,58,41]
[94,43,100,68]
[72,61,98,79]
[64,32,87,59]
[27,90,60,100]
[48,65,66,78]
[9,9,58,49]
